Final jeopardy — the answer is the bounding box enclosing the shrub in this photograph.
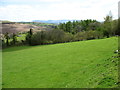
[4,32,10,46]
[12,33,17,45]
[74,31,87,41]
[29,29,74,45]
[74,30,104,41]
[47,29,66,43]
[30,31,48,45]
[64,33,73,42]
[1,39,6,49]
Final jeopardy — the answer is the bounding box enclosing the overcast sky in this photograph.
[0,0,119,22]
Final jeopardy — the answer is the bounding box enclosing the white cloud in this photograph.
[0,0,119,21]
[3,0,63,3]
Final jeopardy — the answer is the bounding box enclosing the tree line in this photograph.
[57,16,118,37]
[1,15,119,48]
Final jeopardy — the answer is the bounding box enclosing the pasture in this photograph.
[2,37,118,88]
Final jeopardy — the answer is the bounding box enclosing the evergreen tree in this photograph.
[103,15,113,37]
[26,28,33,45]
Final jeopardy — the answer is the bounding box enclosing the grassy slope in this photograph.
[2,37,118,88]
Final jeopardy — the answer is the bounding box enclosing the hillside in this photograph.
[2,37,118,88]
[1,23,46,34]
[1,21,56,34]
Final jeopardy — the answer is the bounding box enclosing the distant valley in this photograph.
[33,20,80,24]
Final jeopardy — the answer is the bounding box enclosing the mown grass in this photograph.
[2,37,118,88]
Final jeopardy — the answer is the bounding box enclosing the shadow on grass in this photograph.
[2,37,114,52]
[2,42,68,52]
[2,44,56,52]
[2,45,32,52]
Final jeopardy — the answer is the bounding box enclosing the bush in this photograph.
[1,39,6,49]
[74,31,87,41]
[64,33,73,42]
[74,30,104,41]
[47,30,66,43]
[30,31,47,45]
[29,29,74,46]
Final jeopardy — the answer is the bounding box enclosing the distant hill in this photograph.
[1,20,58,34]
[33,20,80,24]
[1,23,45,34]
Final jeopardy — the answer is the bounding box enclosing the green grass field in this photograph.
[2,37,118,88]
[16,34,26,41]
[7,34,26,43]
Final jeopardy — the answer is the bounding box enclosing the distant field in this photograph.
[6,34,26,43]
[16,34,26,41]
[2,37,118,88]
